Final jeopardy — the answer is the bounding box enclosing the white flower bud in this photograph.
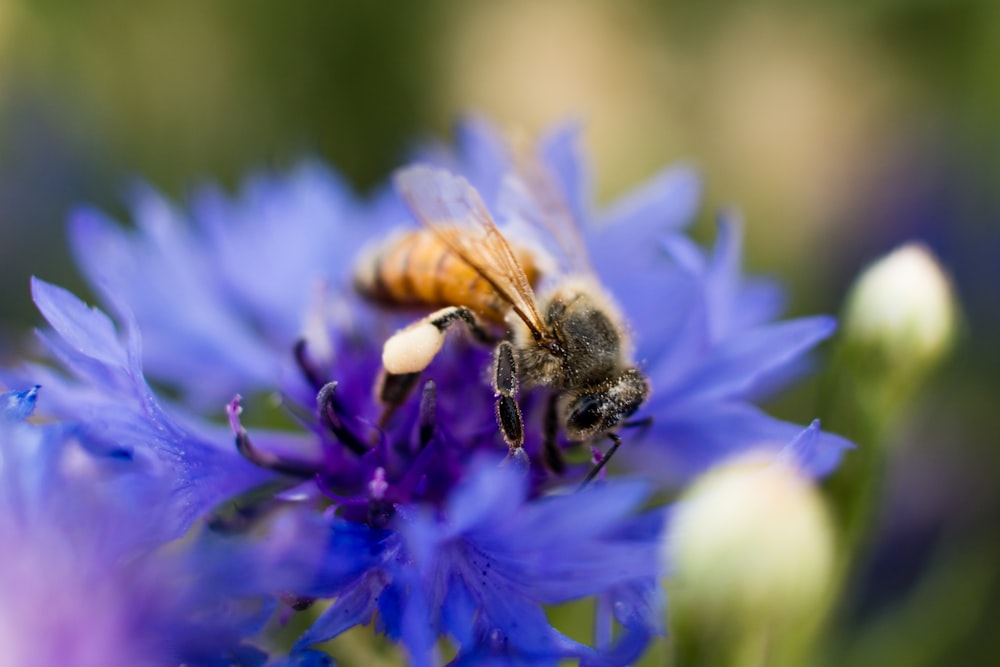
[844,243,957,368]
[662,452,835,652]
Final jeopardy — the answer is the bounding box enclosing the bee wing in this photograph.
[499,135,595,276]
[395,165,548,338]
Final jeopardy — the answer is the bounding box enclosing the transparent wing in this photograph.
[394,165,547,338]
[499,133,595,276]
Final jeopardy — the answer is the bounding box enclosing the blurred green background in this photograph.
[0,1,998,664]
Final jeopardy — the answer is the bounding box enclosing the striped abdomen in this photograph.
[354,229,541,326]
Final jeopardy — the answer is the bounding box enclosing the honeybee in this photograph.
[354,161,649,474]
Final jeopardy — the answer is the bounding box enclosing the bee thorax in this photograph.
[522,290,627,389]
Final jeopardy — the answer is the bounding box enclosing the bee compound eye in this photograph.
[567,395,604,436]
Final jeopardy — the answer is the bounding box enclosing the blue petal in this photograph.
[1,385,39,421]
[398,508,442,573]
[582,583,663,667]
[703,214,743,339]
[539,121,590,226]
[589,165,700,284]
[606,508,670,542]
[450,653,561,667]
[777,419,856,479]
[458,480,660,603]
[496,542,661,605]
[377,579,405,641]
[732,278,785,331]
[294,572,387,649]
[600,164,701,234]
[629,401,851,481]
[69,204,281,406]
[446,458,526,536]
[0,420,62,522]
[463,575,592,662]
[609,581,664,638]
[306,522,396,595]
[194,162,360,329]
[228,645,269,667]
[631,272,709,385]
[478,480,649,549]
[25,282,274,539]
[442,573,479,650]
[452,116,512,205]
[702,212,789,341]
[267,649,335,667]
[660,234,707,275]
[398,570,440,667]
[31,277,126,369]
[665,316,837,403]
[660,212,789,346]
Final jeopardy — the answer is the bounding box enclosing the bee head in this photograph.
[564,368,650,441]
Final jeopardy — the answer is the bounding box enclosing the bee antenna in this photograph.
[577,432,623,490]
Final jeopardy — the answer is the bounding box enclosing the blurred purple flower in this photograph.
[0,384,328,666]
[0,281,351,665]
[6,277,273,538]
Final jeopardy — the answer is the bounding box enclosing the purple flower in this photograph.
[67,163,379,409]
[0,281,353,665]
[0,384,327,666]
[12,116,853,663]
[6,278,273,539]
[285,457,662,666]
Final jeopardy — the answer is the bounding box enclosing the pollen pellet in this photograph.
[382,322,446,375]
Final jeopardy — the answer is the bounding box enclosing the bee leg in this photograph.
[542,393,566,474]
[378,306,489,426]
[494,340,524,450]
[381,306,486,376]
[437,305,496,344]
[578,433,623,490]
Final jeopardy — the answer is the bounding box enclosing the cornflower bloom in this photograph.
[0,375,328,665]
[13,118,851,664]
